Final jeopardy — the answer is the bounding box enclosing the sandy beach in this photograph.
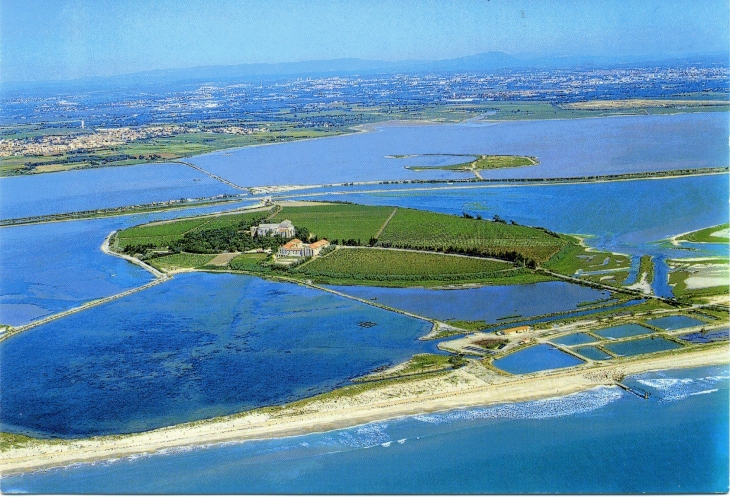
[2,344,727,476]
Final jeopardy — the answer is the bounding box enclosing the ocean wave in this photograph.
[324,423,392,449]
[413,386,623,425]
[635,371,728,402]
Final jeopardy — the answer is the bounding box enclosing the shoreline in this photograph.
[2,344,727,476]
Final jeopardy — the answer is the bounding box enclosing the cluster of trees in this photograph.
[171,220,309,254]
[374,241,538,268]
[328,238,362,246]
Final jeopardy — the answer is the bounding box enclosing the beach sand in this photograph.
[1,344,727,476]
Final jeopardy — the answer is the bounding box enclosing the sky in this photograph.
[1,0,728,83]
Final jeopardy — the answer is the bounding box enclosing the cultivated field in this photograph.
[377,208,566,263]
[271,204,395,242]
[295,247,534,285]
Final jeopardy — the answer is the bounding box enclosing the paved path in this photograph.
[175,160,248,191]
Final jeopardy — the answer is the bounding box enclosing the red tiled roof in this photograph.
[309,240,330,249]
[281,239,303,249]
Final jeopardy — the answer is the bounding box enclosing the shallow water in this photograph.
[574,345,612,361]
[492,343,584,374]
[324,281,610,324]
[0,163,240,219]
[0,272,434,437]
[0,200,259,326]
[593,323,654,340]
[6,365,725,493]
[603,337,682,356]
[190,113,728,186]
[646,315,707,331]
[550,332,597,346]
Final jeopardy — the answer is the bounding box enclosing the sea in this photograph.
[2,364,727,493]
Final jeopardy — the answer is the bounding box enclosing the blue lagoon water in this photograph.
[6,365,726,494]
[325,281,610,323]
[492,343,584,374]
[0,163,240,219]
[0,201,259,326]
[0,272,433,437]
[190,113,728,186]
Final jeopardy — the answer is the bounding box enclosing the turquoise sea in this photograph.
[3,365,727,494]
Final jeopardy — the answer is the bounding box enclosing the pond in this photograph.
[0,272,434,437]
[550,333,597,346]
[574,346,613,361]
[646,315,707,331]
[593,323,653,340]
[603,337,682,356]
[492,344,584,374]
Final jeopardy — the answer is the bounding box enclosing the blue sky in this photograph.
[1,0,728,82]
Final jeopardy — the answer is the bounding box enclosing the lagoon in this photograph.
[190,112,728,187]
[324,281,610,324]
[0,272,433,438]
[647,315,707,331]
[0,201,258,326]
[0,163,239,220]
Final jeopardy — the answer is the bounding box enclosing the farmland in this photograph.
[376,208,567,264]
[271,204,395,243]
[148,253,216,271]
[294,247,546,286]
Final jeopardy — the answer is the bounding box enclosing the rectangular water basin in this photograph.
[550,333,597,346]
[492,344,584,374]
[603,337,682,357]
[680,329,729,344]
[646,315,706,331]
[593,324,653,340]
[574,346,613,361]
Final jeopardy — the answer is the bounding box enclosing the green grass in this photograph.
[0,432,40,451]
[446,320,489,331]
[377,208,566,263]
[148,253,215,270]
[638,255,655,284]
[542,238,631,276]
[676,223,730,243]
[406,154,536,172]
[230,253,269,271]
[473,155,536,169]
[272,204,394,242]
[115,209,272,250]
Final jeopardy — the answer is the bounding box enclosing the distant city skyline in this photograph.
[2,0,728,83]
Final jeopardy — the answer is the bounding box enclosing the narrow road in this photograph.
[175,160,248,191]
[374,207,398,239]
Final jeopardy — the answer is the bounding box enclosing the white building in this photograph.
[277,239,330,258]
[251,219,295,238]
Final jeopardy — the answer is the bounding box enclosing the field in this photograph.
[271,204,395,243]
[115,209,273,249]
[676,223,730,243]
[377,208,567,264]
[295,247,530,286]
[229,253,269,271]
[405,154,536,172]
[148,253,215,271]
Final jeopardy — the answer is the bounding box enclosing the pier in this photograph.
[615,381,650,399]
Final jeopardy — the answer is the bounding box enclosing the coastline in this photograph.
[2,344,727,476]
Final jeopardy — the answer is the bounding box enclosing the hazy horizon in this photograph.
[2,0,728,84]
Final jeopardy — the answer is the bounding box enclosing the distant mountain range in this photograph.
[5,51,728,94]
